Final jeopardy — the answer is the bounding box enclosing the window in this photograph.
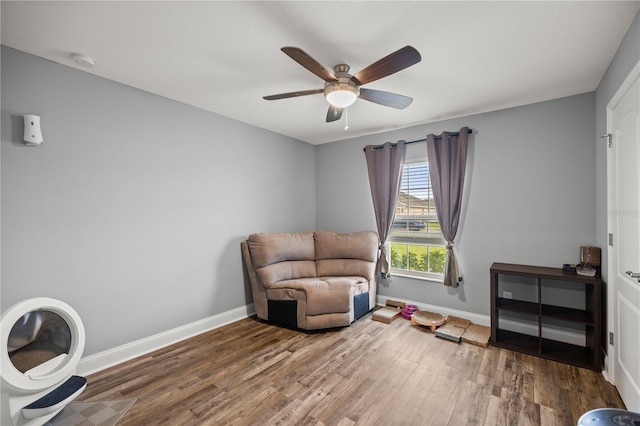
[389,147,446,279]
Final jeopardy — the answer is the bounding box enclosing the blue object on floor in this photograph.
[22,375,87,420]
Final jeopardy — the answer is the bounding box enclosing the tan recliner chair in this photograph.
[241,230,378,330]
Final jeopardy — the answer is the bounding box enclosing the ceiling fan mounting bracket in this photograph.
[332,64,351,75]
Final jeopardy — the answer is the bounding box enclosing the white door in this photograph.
[608,61,640,412]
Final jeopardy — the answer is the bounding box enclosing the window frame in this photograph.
[388,152,446,281]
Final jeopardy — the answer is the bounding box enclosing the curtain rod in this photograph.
[363,128,473,151]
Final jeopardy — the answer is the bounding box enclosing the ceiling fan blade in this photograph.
[263,88,324,101]
[359,88,413,109]
[351,46,421,86]
[326,105,343,122]
[281,47,337,82]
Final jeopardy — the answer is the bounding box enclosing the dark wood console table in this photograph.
[490,262,602,370]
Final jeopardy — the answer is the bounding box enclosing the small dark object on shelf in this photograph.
[563,263,577,274]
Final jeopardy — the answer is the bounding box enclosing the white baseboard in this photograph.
[602,354,612,383]
[376,295,585,346]
[77,304,256,376]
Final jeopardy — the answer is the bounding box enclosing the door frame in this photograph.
[606,59,640,385]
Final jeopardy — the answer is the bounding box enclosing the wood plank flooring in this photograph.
[79,313,625,425]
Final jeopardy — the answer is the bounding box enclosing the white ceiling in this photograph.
[2,1,639,145]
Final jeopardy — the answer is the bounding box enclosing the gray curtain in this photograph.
[426,127,469,287]
[364,141,405,278]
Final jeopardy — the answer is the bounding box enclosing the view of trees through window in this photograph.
[389,161,446,276]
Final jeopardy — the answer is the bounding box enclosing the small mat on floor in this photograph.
[445,315,471,328]
[372,306,402,324]
[462,324,491,348]
[45,399,135,426]
[433,316,490,347]
[435,323,466,342]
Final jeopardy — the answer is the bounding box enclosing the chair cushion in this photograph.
[314,231,378,278]
[248,231,315,267]
[257,261,317,288]
[248,232,316,286]
[270,278,351,315]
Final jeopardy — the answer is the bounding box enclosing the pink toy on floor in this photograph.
[400,304,418,319]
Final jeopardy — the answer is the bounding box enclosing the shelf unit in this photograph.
[490,262,602,370]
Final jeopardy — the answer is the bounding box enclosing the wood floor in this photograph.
[79,313,625,425]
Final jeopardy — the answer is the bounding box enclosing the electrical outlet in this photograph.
[503,291,513,299]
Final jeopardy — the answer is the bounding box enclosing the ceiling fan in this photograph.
[263,46,422,123]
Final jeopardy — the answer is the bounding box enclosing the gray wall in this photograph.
[2,10,637,358]
[1,46,316,356]
[595,11,640,281]
[317,93,597,316]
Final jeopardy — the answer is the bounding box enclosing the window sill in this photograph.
[387,271,444,284]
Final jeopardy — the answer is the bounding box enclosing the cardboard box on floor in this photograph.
[372,300,405,324]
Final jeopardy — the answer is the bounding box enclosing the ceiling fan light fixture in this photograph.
[325,82,360,108]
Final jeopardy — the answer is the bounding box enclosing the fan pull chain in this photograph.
[344,108,349,131]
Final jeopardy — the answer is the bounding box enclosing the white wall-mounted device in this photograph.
[23,115,43,145]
